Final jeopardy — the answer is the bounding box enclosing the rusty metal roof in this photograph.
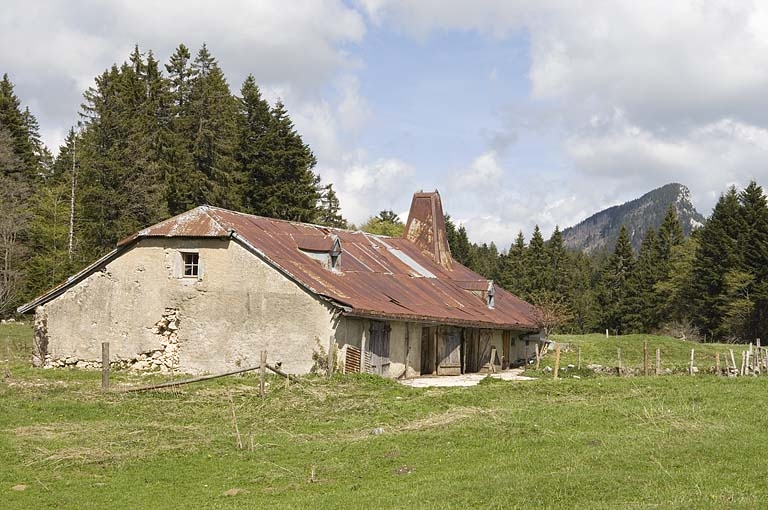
[20,205,539,331]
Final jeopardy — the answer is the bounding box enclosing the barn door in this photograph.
[437,328,461,375]
[369,321,391,376]
[478,330,492,371]
[420,327,435,375]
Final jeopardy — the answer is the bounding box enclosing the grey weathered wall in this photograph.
[334,317,419,378]
[36,238,336,374]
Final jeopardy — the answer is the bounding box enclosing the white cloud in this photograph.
[336,75,372,133]
[1,0,366,151]
[320,153,415,225]
[566,117,768,213]
[356,0,768,241]
[451,150,503,191]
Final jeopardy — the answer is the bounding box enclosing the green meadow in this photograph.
[2,323,766,509]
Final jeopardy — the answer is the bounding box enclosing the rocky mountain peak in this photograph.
[561,183,706,254]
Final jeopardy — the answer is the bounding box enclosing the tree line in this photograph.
[0,44,346,315]
[445,186,768,343]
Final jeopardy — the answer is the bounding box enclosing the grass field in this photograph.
[530,333,742,377]
[2,323,768,509]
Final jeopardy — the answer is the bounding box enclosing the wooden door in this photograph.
[502,331,511,370]
[369,321,391,376]
[478,330,492,371]
[420,327,435,375]
[437,328,461,375]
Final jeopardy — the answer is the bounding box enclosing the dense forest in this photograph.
[2,44,767,343]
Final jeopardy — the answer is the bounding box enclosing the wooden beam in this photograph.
[118,362,300,393]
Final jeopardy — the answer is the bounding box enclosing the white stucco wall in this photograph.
[36,238,336,374]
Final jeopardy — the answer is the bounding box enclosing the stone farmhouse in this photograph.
[18,191,541,378]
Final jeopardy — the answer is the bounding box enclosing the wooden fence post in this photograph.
[643,340,648,377]
[101,342,110,391]
[535,343,541,371]
[616,347,622,376]
[260,350,267,398]
[553,344,561,380]
[730,349,737,375]
[689,348,695,376]
[715,352,720,375]
[577,347,582,370]
[656,348,661,376]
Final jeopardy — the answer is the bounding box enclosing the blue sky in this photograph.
[4,1,768,248]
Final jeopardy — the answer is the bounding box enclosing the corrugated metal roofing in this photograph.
[20,205,539,331]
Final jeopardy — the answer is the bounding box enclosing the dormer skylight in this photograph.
[297,234,342,273]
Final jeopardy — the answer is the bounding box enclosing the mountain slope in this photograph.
[562,183,705,253]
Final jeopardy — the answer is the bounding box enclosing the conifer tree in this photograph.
[545,226,569,296]
[0,74,40,178]
[692,187,744,339]
[360,210,404,236]
[316,183,347,228]
[78,47,168,256]
[655,235,698,326]
[185,44,240,209]
[164,44,196,214]
[470,242,501,281]
[524,225,548,299]
[499,231,526,296]
[598,225,634,334]
[247,100,320,221]
[0,125,31,314]
[624,228,661,332]
[25,131,82,298]
[568,251,598,333]
[445,218,473,267]
[737,181,768,338]
[236,74,273,214]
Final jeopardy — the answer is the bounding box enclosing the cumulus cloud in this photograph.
[320,153,416,225]
[1,0,366,150]
[357,0,768,238]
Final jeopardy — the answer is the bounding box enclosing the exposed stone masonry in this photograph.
[41,308,181,373]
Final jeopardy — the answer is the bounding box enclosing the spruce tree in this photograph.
[186,44,240,209]
[499,231,526,296]
[568,251,598,333]
[524,225,548,299]
[545,226,569,296]
[249,100,320,221]
[236,74,273,214]
[655,235,698,326]
[0,125,31,314]
[737,181,768,338]
[164,44,196,214]
[78,47,168,256]
[598,225,634,334]
[316,183,347,228]
[0,74,39,178]
[624,228,661,332]
[692,187,744,339]
[445,218,473,267]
